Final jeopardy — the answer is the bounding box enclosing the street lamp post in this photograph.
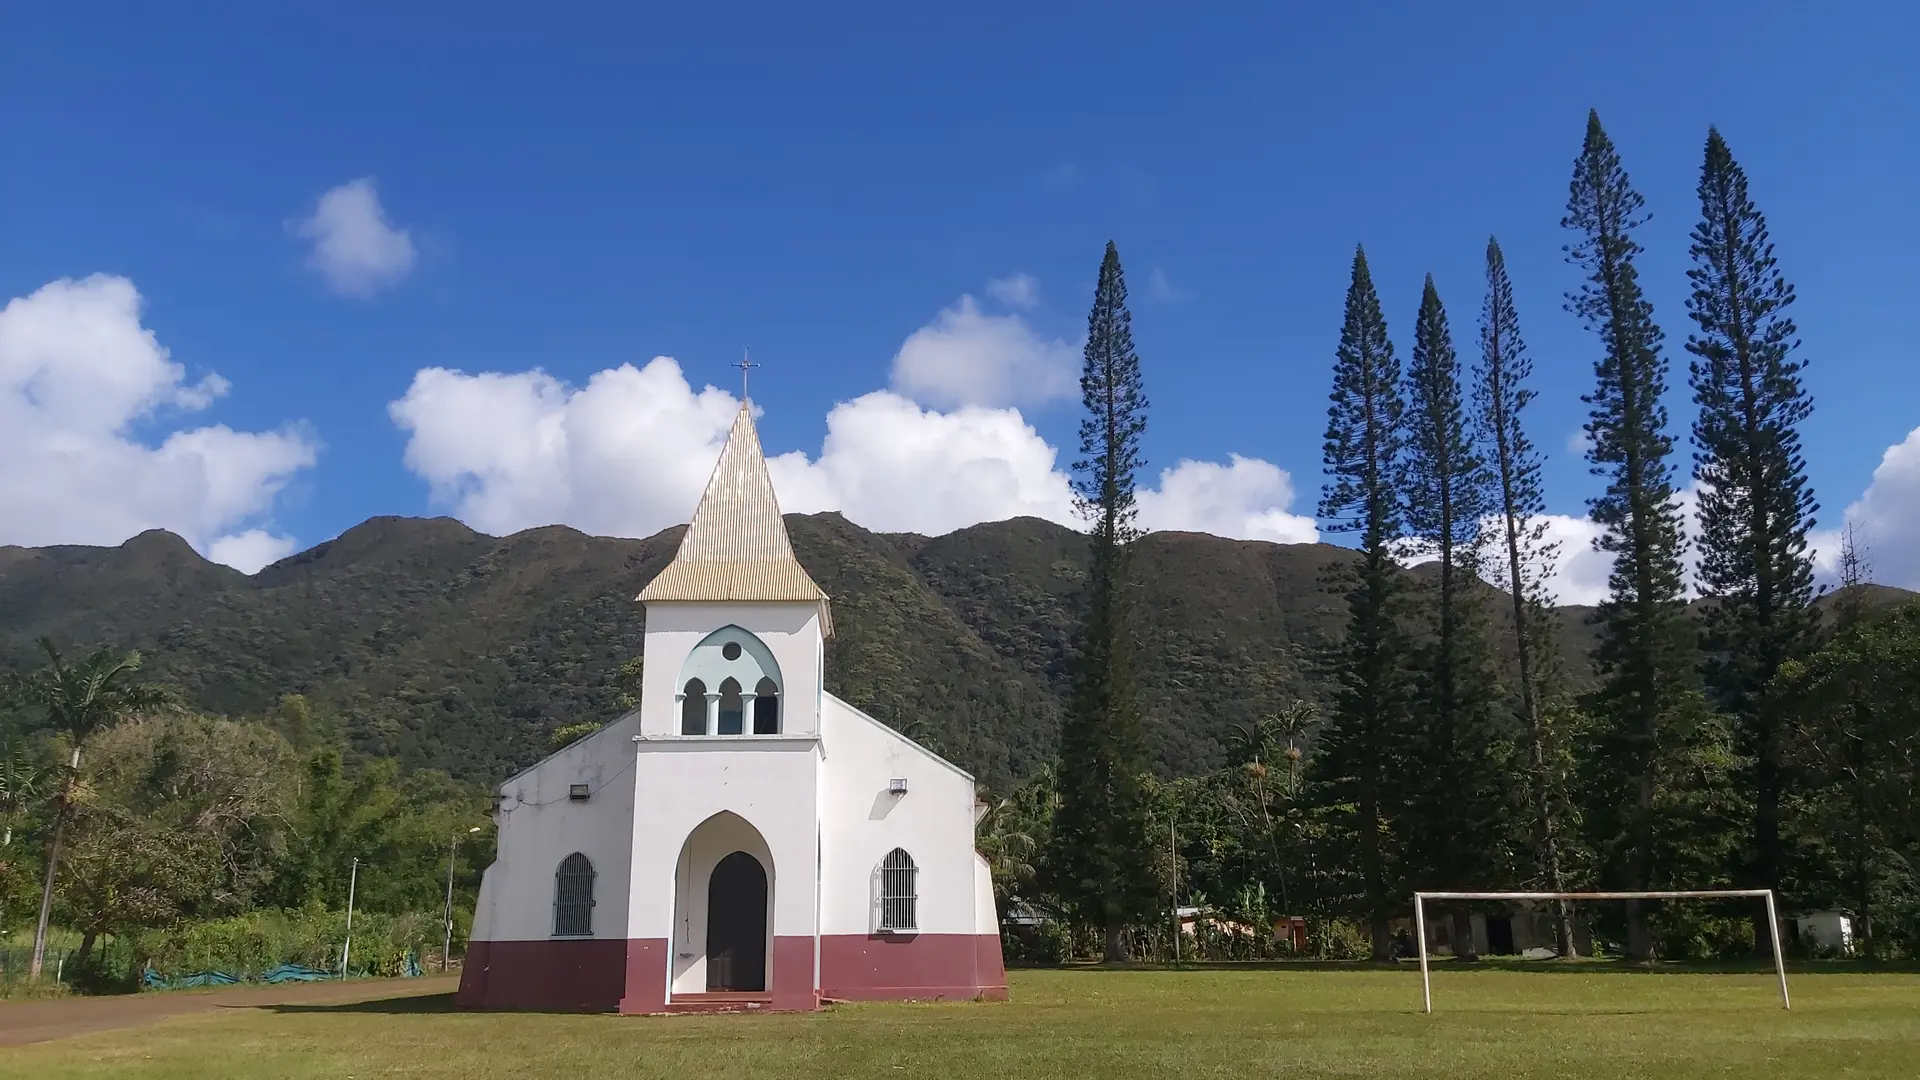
[445,827,482,973]
[341,857,359,978]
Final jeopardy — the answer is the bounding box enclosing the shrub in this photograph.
[1312,920,1372,961]
[1001,920,1070,966]
[130,905,446,981]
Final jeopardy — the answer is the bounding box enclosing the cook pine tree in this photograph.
[1400,274,1507,961]
[1314,245,1410,962]
[1045,240,1158,962]
[1565,111,1727,962]
[1474,236,1578,956]
[1684,126,1819,955]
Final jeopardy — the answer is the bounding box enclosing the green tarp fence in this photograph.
[141,952,422,990]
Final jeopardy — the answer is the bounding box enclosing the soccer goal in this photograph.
[1411,890,1791,1013]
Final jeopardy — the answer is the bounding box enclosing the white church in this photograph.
[458,404,1007,1013]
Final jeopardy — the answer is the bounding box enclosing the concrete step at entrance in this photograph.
[665,991,774,1014]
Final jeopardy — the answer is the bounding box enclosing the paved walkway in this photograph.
[0,974,459,1046]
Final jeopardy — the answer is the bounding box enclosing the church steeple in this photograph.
[637,405,832,634]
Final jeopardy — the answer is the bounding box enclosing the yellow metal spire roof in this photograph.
[636,405,832,634]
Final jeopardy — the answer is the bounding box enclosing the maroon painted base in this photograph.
[618,938,671,1014]
[459,932,1006,1013]
[457,938,631,1011]
[771,935,820,1011]
[820,933,1008,1002]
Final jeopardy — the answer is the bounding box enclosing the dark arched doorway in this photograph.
[706,850,768,992]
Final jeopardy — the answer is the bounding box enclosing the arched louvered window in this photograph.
[681,679,707,735]
[879,848,917,932]
[753,677,780,734]
[553,852,596,937]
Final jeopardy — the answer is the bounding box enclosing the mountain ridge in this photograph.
[2,514,1905,791]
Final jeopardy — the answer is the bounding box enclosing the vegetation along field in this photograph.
[3,968,1918,1080]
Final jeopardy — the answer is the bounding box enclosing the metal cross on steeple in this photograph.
[737,350,759,403]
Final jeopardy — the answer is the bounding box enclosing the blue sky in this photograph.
[3,3,1916,594]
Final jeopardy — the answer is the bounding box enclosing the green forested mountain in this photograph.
[0,514,1896,791]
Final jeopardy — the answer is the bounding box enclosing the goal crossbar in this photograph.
[1411,889,1790,1014]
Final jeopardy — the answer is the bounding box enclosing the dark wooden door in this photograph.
[706,851,767,991]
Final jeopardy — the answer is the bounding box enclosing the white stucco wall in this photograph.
[476,711,640,942]
[818,694,982,938]
[626,737,823,946]
[972,853,1001,935]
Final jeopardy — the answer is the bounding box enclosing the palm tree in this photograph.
[976,766,1056,920]
[0,639,176,979]
[1270,701,1318,800]
[1228,702,1318,799]
[0,742,47,847]
[976,795,1037,901]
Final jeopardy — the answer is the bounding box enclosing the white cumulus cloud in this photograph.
[389,355,1317,547]
[293,178,417,297]
[1395,511,1610,606]
[1813,426,1920,590]
[0,275,317,571]
[985,273,1040,310]
[1530,513,1614,607]
[769,391,1077,534]
[388,360,740,539]
[1138,456,1318,544]
[206,529,302,575]
[1487,482,1702,608]
[390,357,1073,537]
[888,295,1078,409]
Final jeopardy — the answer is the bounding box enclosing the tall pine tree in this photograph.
[1314,246,1409,962]
[1474,237,1577,956]
[1685,127,1819,954]
[1564,111,1726,961]
[1401,274,1508,960]
[1045,241,1157,962]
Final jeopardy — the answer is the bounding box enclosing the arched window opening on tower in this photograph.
[553,852,596,937]
[718,678,744,735]
[878,848,918,933]
[681,679,707,735]
[753,677,780,734]
[673,626,785,737]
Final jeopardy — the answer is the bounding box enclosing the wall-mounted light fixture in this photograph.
[569,783,591,802]
[888,777,909,796]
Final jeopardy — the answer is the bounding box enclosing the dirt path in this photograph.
[0,974,458,1046]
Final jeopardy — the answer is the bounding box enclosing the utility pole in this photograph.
[1170,819,1180,962]
[445,827,480,973]
[341,857,359,979]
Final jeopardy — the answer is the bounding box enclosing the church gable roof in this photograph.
[637,405,832,632]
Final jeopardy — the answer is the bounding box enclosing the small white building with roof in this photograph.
[458,404,1007,1013]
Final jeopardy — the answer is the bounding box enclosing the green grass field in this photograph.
[5,966,1917,1079]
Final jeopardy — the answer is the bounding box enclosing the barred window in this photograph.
[553,852,596,937]
[879,848,917,932]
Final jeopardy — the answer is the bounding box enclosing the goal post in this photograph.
[1411,889,1791,1014]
